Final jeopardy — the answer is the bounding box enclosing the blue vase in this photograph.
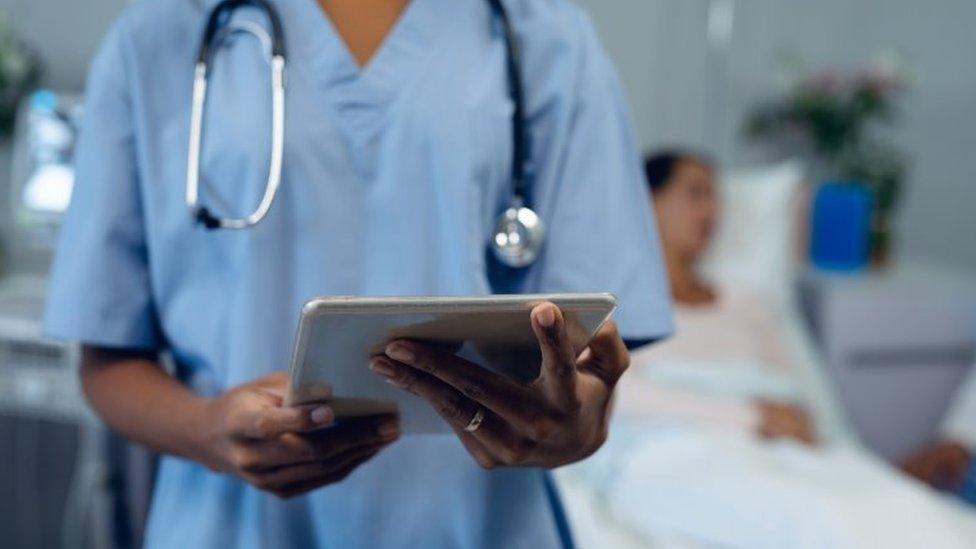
[810,182,872,272]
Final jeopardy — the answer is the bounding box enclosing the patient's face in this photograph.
[651,159,718,260]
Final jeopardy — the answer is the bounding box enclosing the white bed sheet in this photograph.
[558,422,976,549]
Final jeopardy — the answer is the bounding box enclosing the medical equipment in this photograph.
[0,276,108,549]
[9,90,83,247]
[186,0,545,268]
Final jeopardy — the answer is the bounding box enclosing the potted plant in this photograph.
[0,14,41,137]
[745,54,909,267]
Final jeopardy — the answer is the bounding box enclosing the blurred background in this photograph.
[0,0,974,548]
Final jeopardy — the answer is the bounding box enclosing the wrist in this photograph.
[180,394,226,471]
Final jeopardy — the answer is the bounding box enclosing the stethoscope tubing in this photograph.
[186,53,286,229]
[186,0,544,267]
[186,0,287,229]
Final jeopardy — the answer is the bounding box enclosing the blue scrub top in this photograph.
[44,0,673,547]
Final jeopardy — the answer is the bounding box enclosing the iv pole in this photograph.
[705,0,735,162]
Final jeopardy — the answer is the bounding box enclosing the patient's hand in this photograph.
[757,401,816,445]
[901,440,971,491]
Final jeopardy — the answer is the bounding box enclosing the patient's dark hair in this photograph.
[643,150,713,193]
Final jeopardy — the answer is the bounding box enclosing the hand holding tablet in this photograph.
[290,294,629,468]
[381,303,636,469]
[287,294,617,433]
[287,293,631,469]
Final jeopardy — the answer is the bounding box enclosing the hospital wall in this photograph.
[578,0,976,274]
[2,0,975,274]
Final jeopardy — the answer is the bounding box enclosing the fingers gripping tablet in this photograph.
[286,294,616,433]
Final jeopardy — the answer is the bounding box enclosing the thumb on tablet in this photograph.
[531,302,579,411]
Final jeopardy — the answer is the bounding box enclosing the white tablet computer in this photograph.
[286,293,617,433]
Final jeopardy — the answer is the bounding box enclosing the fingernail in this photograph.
[310,406,333,425]
[385,343,415,364]
[377,419,400,439]
[536,305,556,328]
[385,377,408,389]
[369,358,395,377]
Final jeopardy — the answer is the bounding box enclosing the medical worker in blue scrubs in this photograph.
[43,0,672,547]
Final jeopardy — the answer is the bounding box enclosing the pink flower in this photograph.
[857,68,902,95]
[802,70,843,94]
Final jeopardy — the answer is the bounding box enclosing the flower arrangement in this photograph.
[0,15,41,137]
[745,54,911,265]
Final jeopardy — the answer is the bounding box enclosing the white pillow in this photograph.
[699,159,805,306]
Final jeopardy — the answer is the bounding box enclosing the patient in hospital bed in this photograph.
[616,151,815,444]
[556,153,976,549]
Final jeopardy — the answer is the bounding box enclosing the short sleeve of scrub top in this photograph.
[43,20,162,350]
[42,1,672,548]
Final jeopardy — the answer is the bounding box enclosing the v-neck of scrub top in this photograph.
[286,0,436,152]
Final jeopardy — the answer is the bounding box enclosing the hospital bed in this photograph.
[554,161,976,548]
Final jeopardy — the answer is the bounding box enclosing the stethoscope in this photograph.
[186,0,545,268]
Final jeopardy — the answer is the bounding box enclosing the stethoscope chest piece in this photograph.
[491,201,545,268]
